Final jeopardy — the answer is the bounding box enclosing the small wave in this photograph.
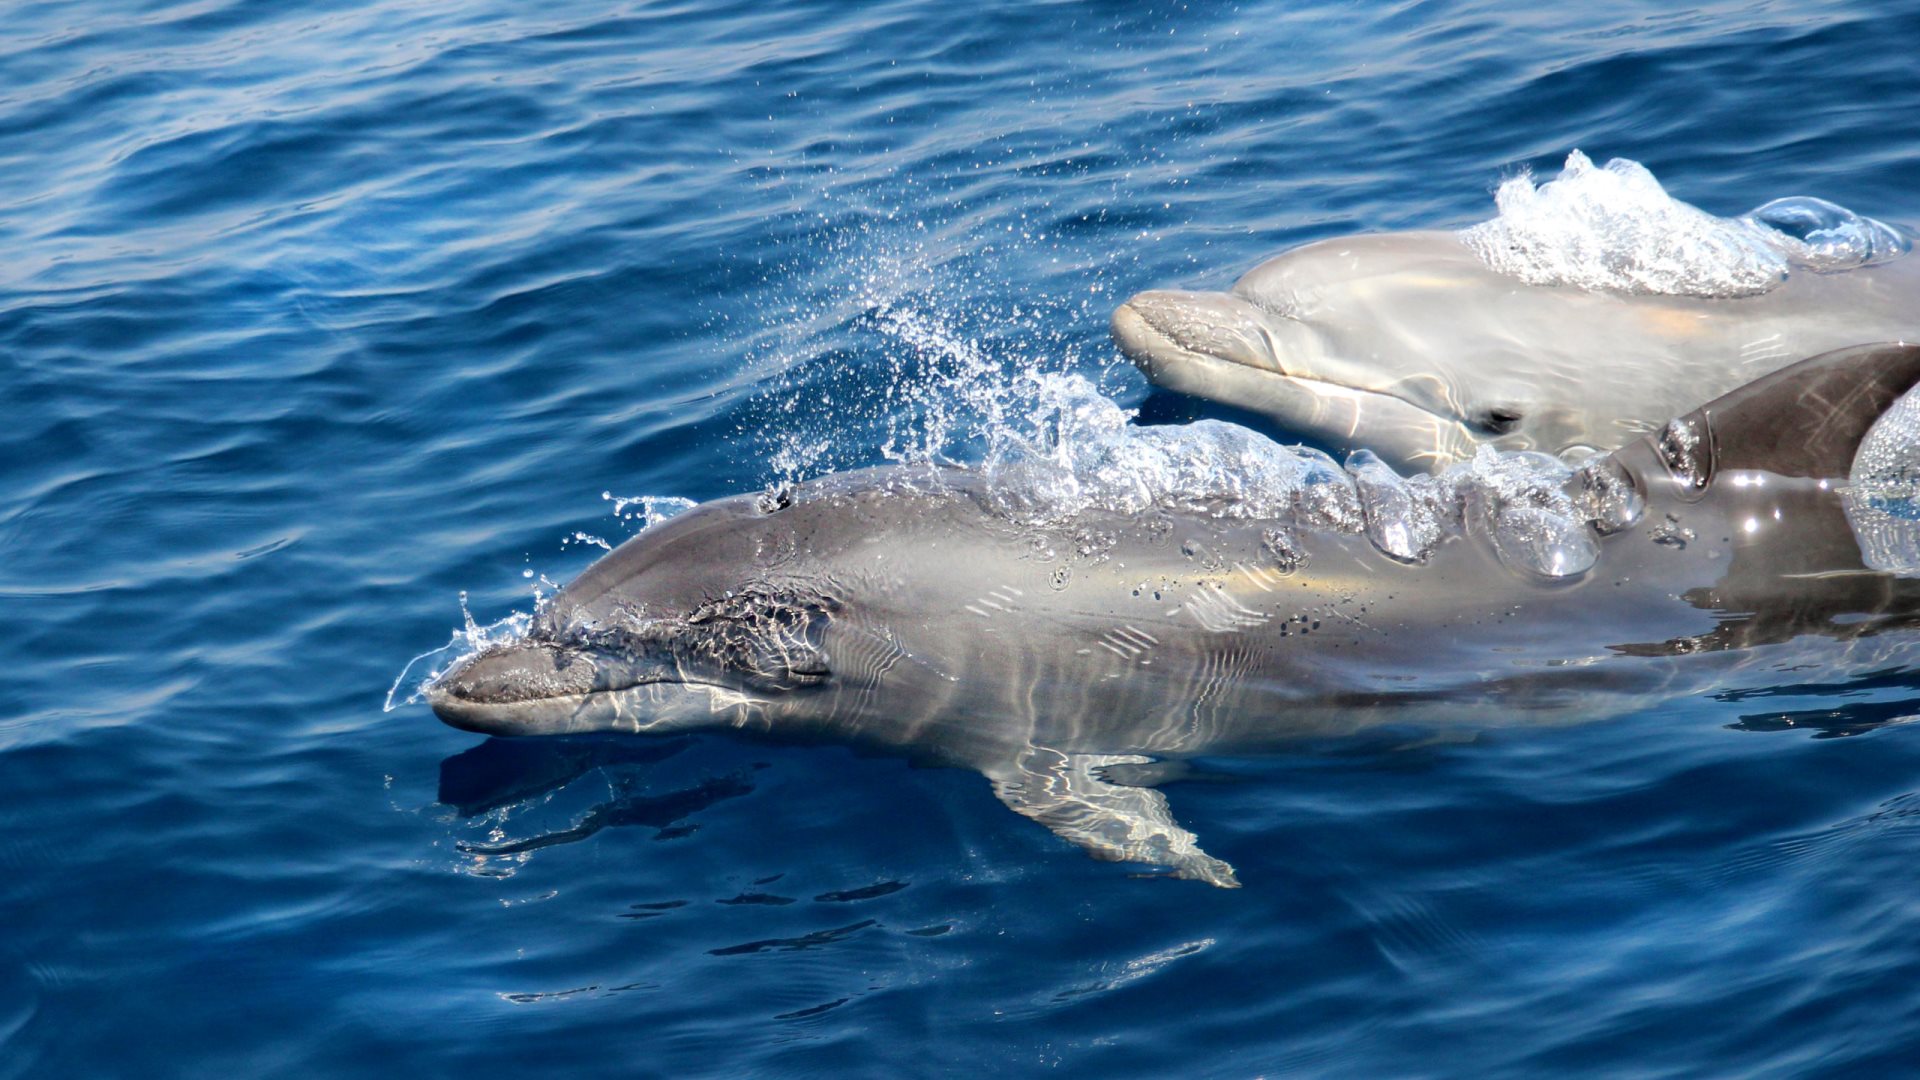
[1460,150,1907,298]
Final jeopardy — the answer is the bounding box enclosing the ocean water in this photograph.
[6,0,1920,1075]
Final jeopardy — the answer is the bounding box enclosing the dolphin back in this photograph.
[1679,341,1920,479]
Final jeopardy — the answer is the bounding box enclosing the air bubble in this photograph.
[1347,450,1445,563]
[1843,384,1920,575]
[1490,506,1597,579]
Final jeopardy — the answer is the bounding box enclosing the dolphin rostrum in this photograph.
[428,344,1920,887]
[1112,177,1918,471]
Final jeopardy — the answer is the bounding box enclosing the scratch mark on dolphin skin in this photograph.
[1233,561,1286,592]
[969,585,1027,618]
[1183,583,1270,633]
[1738,333,1790,365]
[1098,624,1161,662]
[1319,597,1388,636]
[972,587,1024,613]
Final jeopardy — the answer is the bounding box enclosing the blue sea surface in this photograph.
[6,0,1920,1074]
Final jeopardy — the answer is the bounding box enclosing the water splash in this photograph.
[387,494,695,710]
[743,212,1121,483]
[1743,196,1910,271]
[977,373,1625,578]
[1461,150,1906,298]
[982,372,1357,526]
[604,492,697,535]
[384,593,535,712]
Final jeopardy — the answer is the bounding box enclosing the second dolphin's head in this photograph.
[1113,231,1617,471]
[1112,287,1484,470]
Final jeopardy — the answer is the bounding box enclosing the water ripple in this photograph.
[6,0,1920,1074]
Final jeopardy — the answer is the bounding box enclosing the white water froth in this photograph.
[1844,385,1920,576]
[981,373,1627,578]
[1461,150,1908,298]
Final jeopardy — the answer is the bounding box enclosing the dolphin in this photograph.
[1111,230,1920,471]
[428,344,1920,887]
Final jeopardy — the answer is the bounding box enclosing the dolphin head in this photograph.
[1113,231,1604,470]
[1112,288,1476,470]
[427,481,893,738]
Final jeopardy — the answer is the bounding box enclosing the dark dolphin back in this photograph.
[1613,342,1920,655]
[1689,341,1920,480]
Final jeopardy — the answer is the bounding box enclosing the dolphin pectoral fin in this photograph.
[987,747,1240,888]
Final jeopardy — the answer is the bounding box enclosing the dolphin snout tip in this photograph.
[1111,290,1209,374]
[1109,297,1161,372]
[424,641,595,734]
[1111,290,1187,335]
[1112,289,1287,377]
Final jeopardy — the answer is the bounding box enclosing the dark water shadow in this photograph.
[456,768,758,855]
[1729,701,1920,739]
[1714,666,1920,704]
[708,919,879,957]
[1716,666,1920,739]
[437,735,693,817]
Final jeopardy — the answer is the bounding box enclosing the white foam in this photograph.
[979,373,1613,578]
[1461,150,1906,298]
[982,372,1358,526]
[1844,385,1920,576]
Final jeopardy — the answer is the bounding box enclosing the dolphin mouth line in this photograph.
[1114,301,1434,422]
[432,654,718,704]
[1111,300,1482,469]
[427,640,707,706]
[426,647,751,736]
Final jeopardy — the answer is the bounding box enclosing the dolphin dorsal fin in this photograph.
[1656,342,1920,484]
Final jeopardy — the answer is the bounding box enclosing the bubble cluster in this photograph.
[977,373,1635,579]
[1460,150,1906,298]
[1844,384,1920,576]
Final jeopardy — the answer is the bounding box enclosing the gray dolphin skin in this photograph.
[1112,231,1920,469]
[430,344,1920,887]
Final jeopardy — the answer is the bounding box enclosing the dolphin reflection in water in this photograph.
[429,344,1920,887]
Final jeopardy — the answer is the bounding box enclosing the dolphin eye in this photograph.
[1476,406,1524,436]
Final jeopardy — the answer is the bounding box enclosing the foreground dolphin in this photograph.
[1113,184,1918,470]
[429,344,1920,886]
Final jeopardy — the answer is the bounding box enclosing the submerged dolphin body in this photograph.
[429,345,1920,886]
[1112,230,1920,470]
